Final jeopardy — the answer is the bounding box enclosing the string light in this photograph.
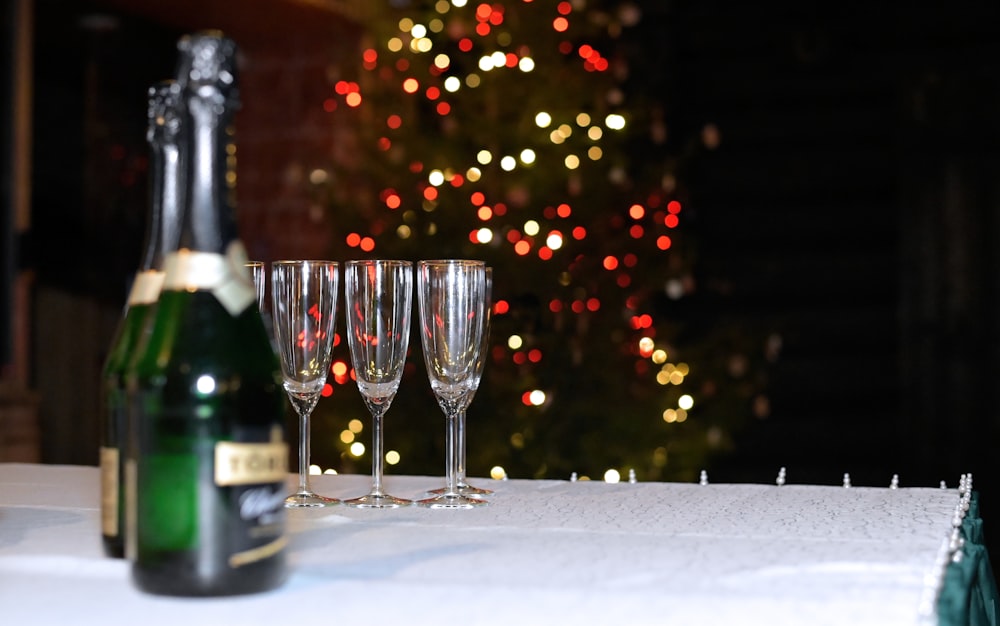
[319,0,731,482]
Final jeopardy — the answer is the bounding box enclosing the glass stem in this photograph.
[456,408,467,485]
[298,409,311,494]
[445,411,459,497]
[371,410,385,495]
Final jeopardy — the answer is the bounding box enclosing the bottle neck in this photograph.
[164,80,253,316]
[140,142,182,272]
[162,32,253,315]
[179,93,239,255]
[159,143,183,264]
[141,80,183,273]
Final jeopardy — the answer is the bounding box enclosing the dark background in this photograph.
[1,0,20,369]
[667,3,1000,493]
[3,0,1000,556]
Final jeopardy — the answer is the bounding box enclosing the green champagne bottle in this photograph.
[129,31,289,596]
[100,79,183,559]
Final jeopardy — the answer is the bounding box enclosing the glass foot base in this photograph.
[343,492,412,509]
[427,481,493,497]
[415,493,489,509]
[285,491,339,508]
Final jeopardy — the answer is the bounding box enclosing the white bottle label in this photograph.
[162,241,255,316]
[127,270,165,306]
[99,446,119,536]
[214,441,288,486]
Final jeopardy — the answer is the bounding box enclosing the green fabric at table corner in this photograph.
[937,492,1000,626]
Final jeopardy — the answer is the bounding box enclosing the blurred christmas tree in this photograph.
[310,0,772,482]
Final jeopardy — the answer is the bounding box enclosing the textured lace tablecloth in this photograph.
[0,463,961,625]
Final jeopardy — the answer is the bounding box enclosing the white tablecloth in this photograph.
[0,463,960,625]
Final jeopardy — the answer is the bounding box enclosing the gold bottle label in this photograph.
[99,446,119,537]
[124,457,137,560]
[214,441,288,486]
[127,269,165,306]
[229,536,288,569]
[161,242,255,316]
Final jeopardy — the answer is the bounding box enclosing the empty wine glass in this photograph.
[271,260,340,508]
[429,266,492,497]
[416,259,488,509]
[343,260,413,508]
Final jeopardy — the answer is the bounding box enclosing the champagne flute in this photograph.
[416,259,488,509]
[430,266,493,497]
[245,261,265,311]
[343,260,413,508]
[271,260,340,508]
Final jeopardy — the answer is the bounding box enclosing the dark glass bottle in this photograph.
[129,31,289,597]
[100,79,183,559]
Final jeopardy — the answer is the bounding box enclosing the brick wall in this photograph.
[234,26,361,263]
[0,382,39,462]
